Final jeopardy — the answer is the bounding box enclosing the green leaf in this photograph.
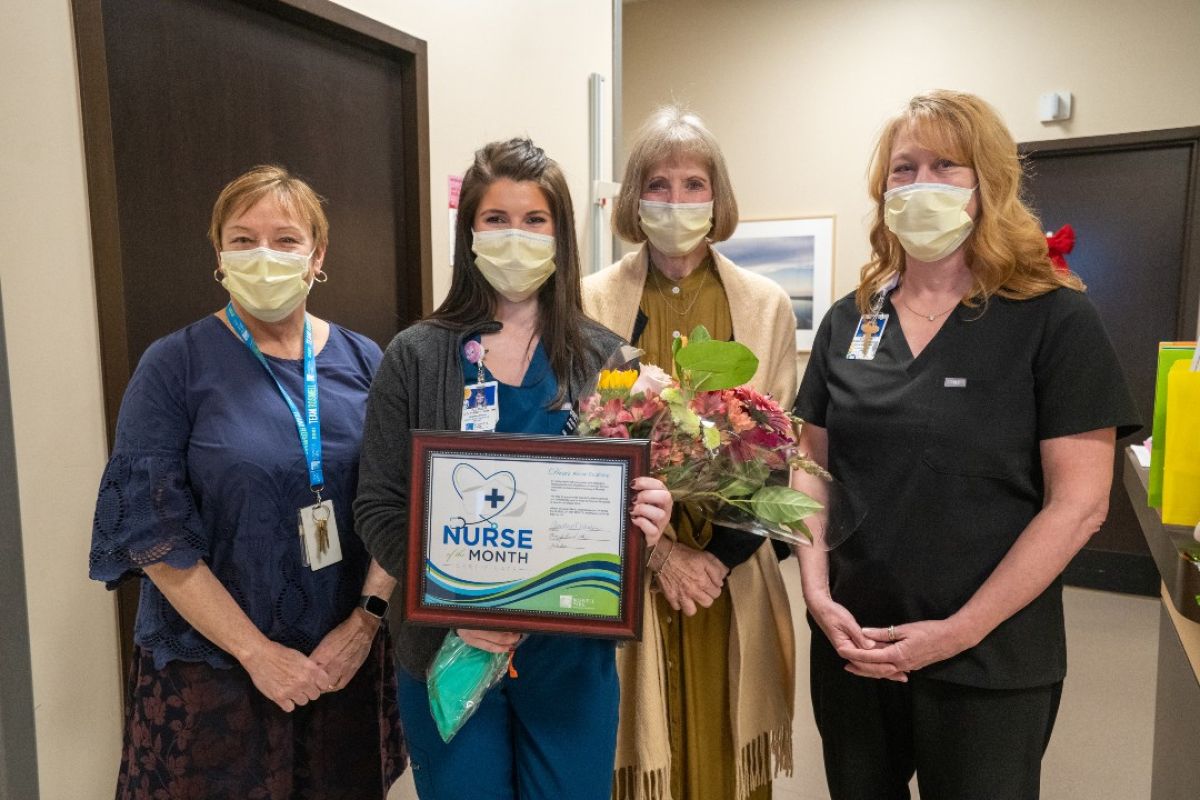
[687,325,712,344]
[721,460,769,492]
[717,461,767,497]
[788,519,814,544]
[717,474,759,498]
[743,460,771,484]
[674,340,759,390]
[672,406,701,436]
[748,485,824,524]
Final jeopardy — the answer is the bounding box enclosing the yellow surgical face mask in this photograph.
[883,183,976,262]
[471,228,557,303]
[219,246,314,323]
[638,200,713,257]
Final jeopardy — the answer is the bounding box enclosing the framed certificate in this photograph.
[405,431,650,639]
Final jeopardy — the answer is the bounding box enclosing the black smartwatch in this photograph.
[358,594,389,619]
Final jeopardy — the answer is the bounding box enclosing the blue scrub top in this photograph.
[462,335,570,435]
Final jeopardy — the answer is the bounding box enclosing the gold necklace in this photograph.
[899,295,957,322]
[650,262,708,319]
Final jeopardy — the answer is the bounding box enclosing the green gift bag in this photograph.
[426,631,510,743]
[1149,342,1195,508]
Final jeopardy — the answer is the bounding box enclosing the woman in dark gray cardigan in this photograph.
[354,138,672,800]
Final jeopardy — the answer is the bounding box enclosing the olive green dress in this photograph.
[638,257,771,800]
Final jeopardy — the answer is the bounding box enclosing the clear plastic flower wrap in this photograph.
[426,631,510,743]
[578,326,862,549]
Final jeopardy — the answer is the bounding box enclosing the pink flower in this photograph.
[632,362,673,396]
[602,397,634,424]
[726,436,756,464]
[726,396,756,433]
[628,394,666,426]
[580,396,635,434]
[734,386,793,437]
[690,391,727,418]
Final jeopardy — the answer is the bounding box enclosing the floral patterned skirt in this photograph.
[115,634,406,800]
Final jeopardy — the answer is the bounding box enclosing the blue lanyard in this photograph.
[225,302,324,496]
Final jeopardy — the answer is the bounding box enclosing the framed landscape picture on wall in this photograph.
[713,216,834,351]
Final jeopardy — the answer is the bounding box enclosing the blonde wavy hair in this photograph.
[612,105,739,244]
[855,90,1083,314]
[209,165,329,254]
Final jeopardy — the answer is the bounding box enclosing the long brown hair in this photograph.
[428,138,601,404]
[856,90,1083,314]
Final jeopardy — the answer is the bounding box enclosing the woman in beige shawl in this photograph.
[583,106,797,800]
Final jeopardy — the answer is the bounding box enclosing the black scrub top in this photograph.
[795,287,1140,689]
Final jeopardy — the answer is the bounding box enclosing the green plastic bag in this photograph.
[427,631,509,742]
[1149,342,1195,507]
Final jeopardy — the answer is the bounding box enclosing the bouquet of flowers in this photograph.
[578,326,835,547]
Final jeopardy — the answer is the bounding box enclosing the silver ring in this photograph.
[887,625,896,642]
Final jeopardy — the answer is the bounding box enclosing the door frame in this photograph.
[1020,127,1200,595]
[1020,127,1200,341]
[70,0,431,677]
[71,0,432,447]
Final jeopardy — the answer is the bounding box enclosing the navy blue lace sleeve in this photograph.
[90,336,209,588]
[89,317,382,670]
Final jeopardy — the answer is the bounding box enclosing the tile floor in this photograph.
[391,570,1160,799]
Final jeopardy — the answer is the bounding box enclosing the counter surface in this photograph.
[1124,447,1200,681]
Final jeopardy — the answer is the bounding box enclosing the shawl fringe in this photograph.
[612,765,668,800]
[735,725,794,800]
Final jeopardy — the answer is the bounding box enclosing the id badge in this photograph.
[846,314,889,360]
[461,381,500,431]
[298,499,342,571]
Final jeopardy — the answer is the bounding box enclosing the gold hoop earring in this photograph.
[312,271,329,283]
[213,269,223,282]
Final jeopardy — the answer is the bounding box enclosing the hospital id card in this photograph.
[462,381,499,432]
[847,314,889,360]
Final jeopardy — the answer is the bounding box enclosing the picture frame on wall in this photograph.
[713,216,834,352]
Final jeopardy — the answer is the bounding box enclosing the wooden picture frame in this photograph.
[405,431,649,639]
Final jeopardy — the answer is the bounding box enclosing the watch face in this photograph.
[360,595,388,618]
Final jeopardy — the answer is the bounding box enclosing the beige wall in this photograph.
[335,0,617,296]
[0,2,612,797]
[0,2,122,797]
[624,0,1200,318]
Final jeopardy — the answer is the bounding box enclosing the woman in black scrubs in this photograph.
[793,90,1140,799]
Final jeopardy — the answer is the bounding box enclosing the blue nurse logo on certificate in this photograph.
[423,454,627,620]
[450,463,523,523]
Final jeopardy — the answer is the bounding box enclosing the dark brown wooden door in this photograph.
[73,0,430,673]
[1023,129,1200,594]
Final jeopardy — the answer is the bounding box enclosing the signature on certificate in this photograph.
[548,521,612,549]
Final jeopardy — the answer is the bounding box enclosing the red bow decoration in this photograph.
[1046,224,1075,272]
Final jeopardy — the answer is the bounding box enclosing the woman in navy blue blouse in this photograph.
[89,166,405,799]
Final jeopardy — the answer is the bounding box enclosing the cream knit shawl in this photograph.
[583,245,798,800]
